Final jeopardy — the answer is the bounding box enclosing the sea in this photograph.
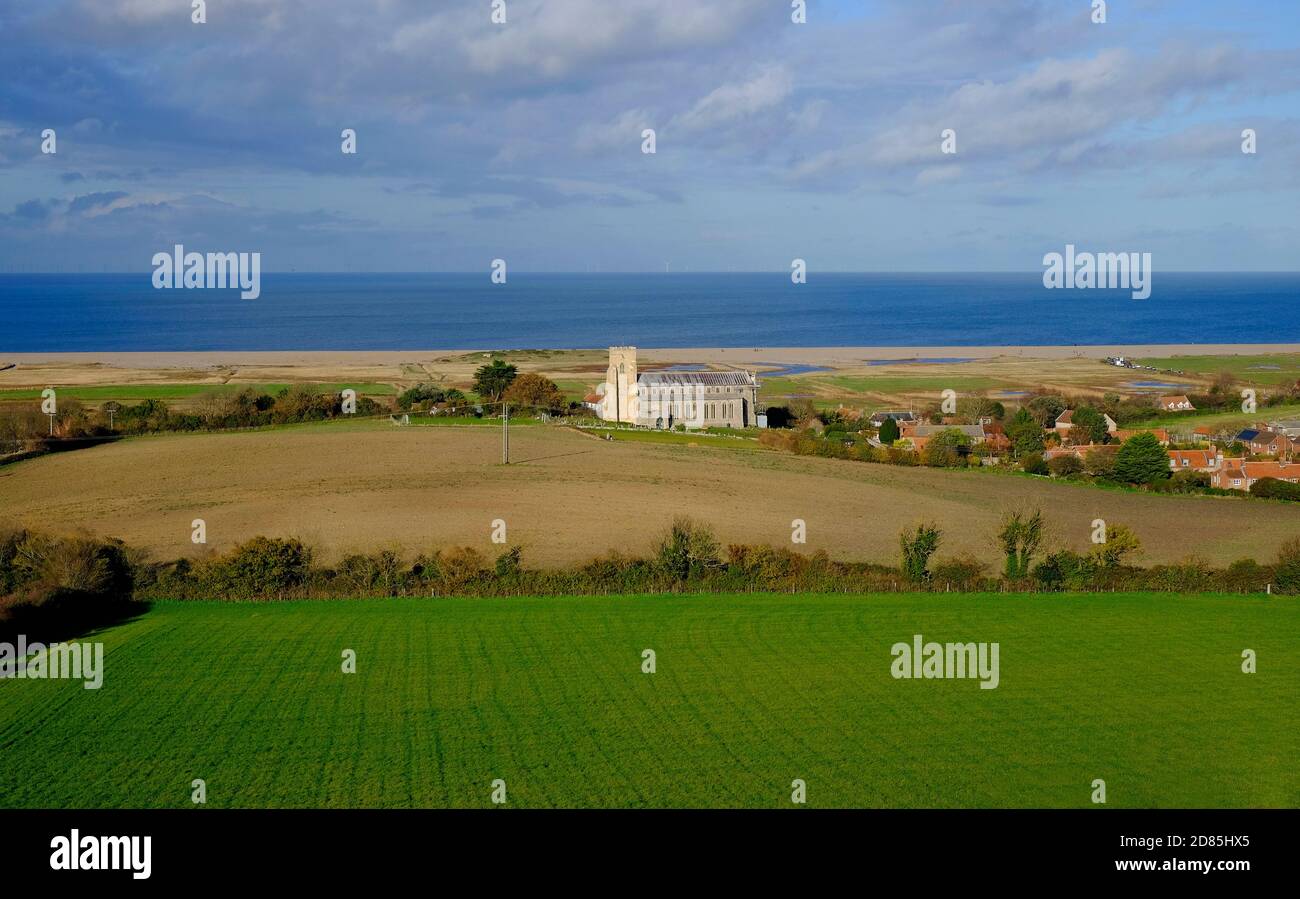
[1,272,1297,351]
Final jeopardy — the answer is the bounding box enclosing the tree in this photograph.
[1084,446,1117,479]
[1072,406,1109,445]
[472,360,518,402]
[1025,394,1067,428]
[900,521,942,582]
[1022,452,1049,475]
[1006,407,1045,457]
[1275,537,1300,593]
[657,517,719,581]
[997,507,1045,580]
[924,428,971,467]
[397,383,446,411]
[1114,432,1170,484]
[956,397,1005,422]
[1047,455,1082,477]
[878,417,900,445]
[1087,524,1142,568]
[502,373,567,412]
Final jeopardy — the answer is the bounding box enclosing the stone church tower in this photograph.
[605,346,638,423]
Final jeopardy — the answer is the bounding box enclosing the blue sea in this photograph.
[1,272,1297,351]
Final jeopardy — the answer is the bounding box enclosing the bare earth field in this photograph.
[0,420,1292,567]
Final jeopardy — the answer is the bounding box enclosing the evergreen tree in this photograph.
[878,417,900,445]
[1114,432,1170,484]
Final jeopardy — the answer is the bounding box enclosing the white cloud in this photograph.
[672,66,792,134]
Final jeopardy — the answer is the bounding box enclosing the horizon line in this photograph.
[4,270,1300,276]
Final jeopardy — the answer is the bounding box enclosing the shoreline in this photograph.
[4,343,1300,369]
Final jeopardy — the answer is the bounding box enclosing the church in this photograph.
[593,346,760,429]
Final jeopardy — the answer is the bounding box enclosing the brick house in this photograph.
[1158,395,1195,412]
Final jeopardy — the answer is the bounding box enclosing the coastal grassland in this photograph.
[753,354,1220,409]
[1136,353,1300,386]
[0,420,1294,566]
[0,593,1294,808]
[1126,402,1300,432]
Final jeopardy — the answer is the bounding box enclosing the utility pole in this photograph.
[502,402,509,464]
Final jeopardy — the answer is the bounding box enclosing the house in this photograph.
[582,392,604,413]
[1167,449,1221,473]
[1234,429,1261,445]
[908,424,999,452]
[869,411,916,427]
[1045,443,1114,463]
[1248,431,1296,459]
[1268,420,1300,438]
[1212,460,1300,491]
[595,346,759,429]
[1158,395,1195,412]
[1114,427,1170,446]
[1053,409,1118,441]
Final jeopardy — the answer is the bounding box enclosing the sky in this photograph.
[0,0,1298,272]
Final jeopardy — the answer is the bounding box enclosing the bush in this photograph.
[1021,452,1049,475]
[197,537,313,599]
[1031,550,1095,591]
[1084,446,1117,478]
[1088,524,1142,568]
[429,547,489,592]
[931,554,989,590]
[1047,455,1082,477]
[1275,538,1300,594]
[494,546,523,577]
[0,531,136,639]
[656,517,720,581]
[334,550,408,596]
[899,522,942,582]
[1250,478,1300,501]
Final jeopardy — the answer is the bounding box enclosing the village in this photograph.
[584,347,1300,496]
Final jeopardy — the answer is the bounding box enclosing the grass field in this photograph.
[2,420,1295,566]
[1127,402,1300,432]
[1136,353,1300,386]
[0,593,1295,808]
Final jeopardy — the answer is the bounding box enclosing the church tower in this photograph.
[607,346,638,423]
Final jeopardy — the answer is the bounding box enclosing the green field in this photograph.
[1126,402,1300,432]
[1,593,1295,809]
[1136,354,1300,386]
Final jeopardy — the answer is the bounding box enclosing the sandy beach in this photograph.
[4,343,1300,368]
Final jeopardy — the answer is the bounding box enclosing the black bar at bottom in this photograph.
[0,809,1287,886]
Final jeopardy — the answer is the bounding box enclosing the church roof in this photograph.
[637,371,757,387]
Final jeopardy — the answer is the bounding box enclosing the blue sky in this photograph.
[1,0,1297,272]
